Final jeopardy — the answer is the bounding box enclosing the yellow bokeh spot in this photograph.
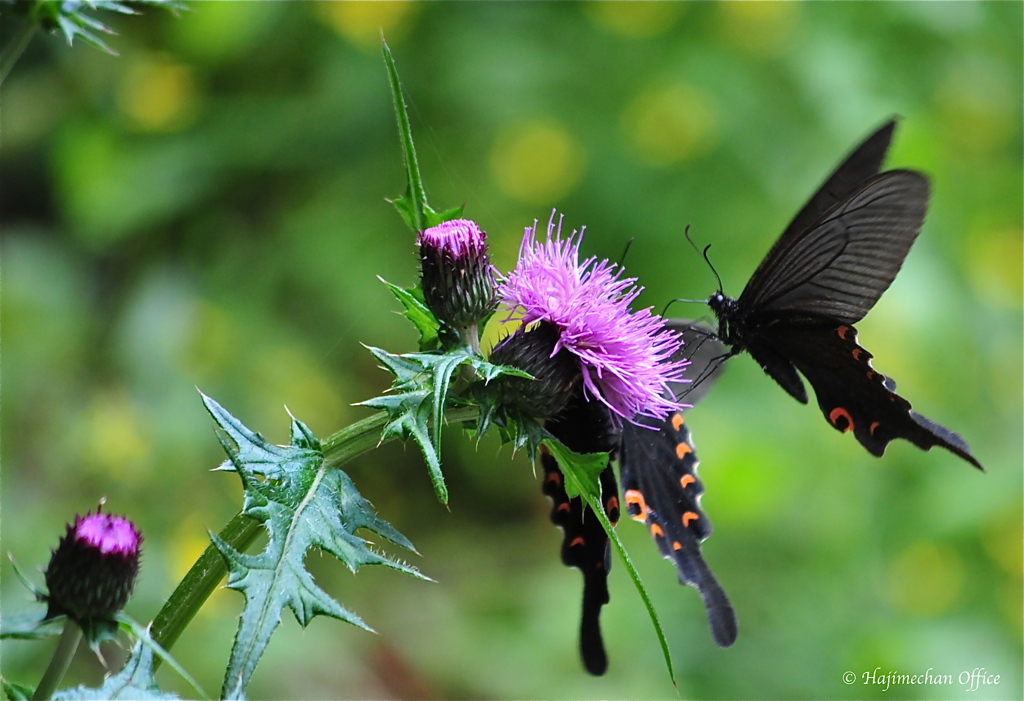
[490,121,586,205]
[584,1,685,38]
[315,1,416,49]
[963,226,1024,311]
[886,541,964,616]
[117,55,199,132]
[717,1,799,56]
[621,83,717,166]
[82,389,152,483]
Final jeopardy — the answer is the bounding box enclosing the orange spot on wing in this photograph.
[671,413,684,431]
[682,511,699,527]
[851,348,863,361]
[680,474,696,489]
[866,370,876,381]
[546,471,562,486]
[672,541,683,551]
[625,489,648,522]
[676,442,693,459]
[829,407,854,432]
[837,325,850,340]
[869,420,881,436]
[557,502,571,513]
[569,536,585,548]
[650,523,664,538]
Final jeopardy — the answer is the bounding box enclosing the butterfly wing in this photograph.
[759,320,982,469]
[778,119,896,244]
[619,410,738,647]
[541,393,621,675]
[740,170,929,325]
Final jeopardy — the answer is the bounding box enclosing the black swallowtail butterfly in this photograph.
[540,321,735,675]
[699,119,982,470]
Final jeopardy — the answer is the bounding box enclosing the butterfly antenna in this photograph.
[684,225,725,294]
[618,237,635,267]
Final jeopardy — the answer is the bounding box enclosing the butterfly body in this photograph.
[703,121,981,470]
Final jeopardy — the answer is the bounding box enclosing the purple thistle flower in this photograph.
[498,213,686,424]
[44,506,142,622]
[417,218,497,329]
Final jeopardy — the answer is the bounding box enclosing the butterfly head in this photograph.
[706,292,741,347]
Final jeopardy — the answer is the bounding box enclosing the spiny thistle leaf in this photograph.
[51,641,178,700]
[360,346,532,504]
[379,278,441,351]
[200,392,426,701]
[29,0,185,56]
[382,37,464,232]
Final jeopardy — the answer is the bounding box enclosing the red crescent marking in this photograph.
[569,536,585,548]
[625,489,647,522]
[682,511,700,527]
[852,348,863,361]
[680,474,696,489]
[671,413,684,431]
[546,471,562,485]
[650,523,664,538]
[676,442,693,459]
[837,325,850,340]
[869,420,881,436]
[829,407,854,432]
[607,496,619,514]
[557,502,571,513]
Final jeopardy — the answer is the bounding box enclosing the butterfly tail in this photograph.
[579,565,609,675]
[675,547,738,648]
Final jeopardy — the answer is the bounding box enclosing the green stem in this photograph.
[150,405,479,662]
[32,620,82,700]
[0,19,38,87]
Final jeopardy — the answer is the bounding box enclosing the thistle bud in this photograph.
[417,219,497,328]
[44,507,142,623]
[490,321,581,419]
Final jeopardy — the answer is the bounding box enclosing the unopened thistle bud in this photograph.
[44,507,142,623]
[417,219,497,328]
[489,321,581,419]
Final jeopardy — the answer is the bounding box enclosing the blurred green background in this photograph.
[1,2,1021,699]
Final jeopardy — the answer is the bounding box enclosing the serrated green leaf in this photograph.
[380,277,441,350]
[383,39,465,234]
[360,344,537,503]
[200,392,426,700]
[544,436,678,688]
[52,641,178,700]
[541,437,608,501]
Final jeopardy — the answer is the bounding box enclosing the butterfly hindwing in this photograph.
[619,411,737,648]
[541,393,620,675]
[762,320,981,468]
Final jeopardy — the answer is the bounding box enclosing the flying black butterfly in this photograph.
[540,321,735,675]
[695,119,981,470]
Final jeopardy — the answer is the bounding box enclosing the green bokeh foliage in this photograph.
[1,2,1021,699]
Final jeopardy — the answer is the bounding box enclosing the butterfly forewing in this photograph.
[619,411,738,648]
[778,119,895,243]
[741,170,929,324]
